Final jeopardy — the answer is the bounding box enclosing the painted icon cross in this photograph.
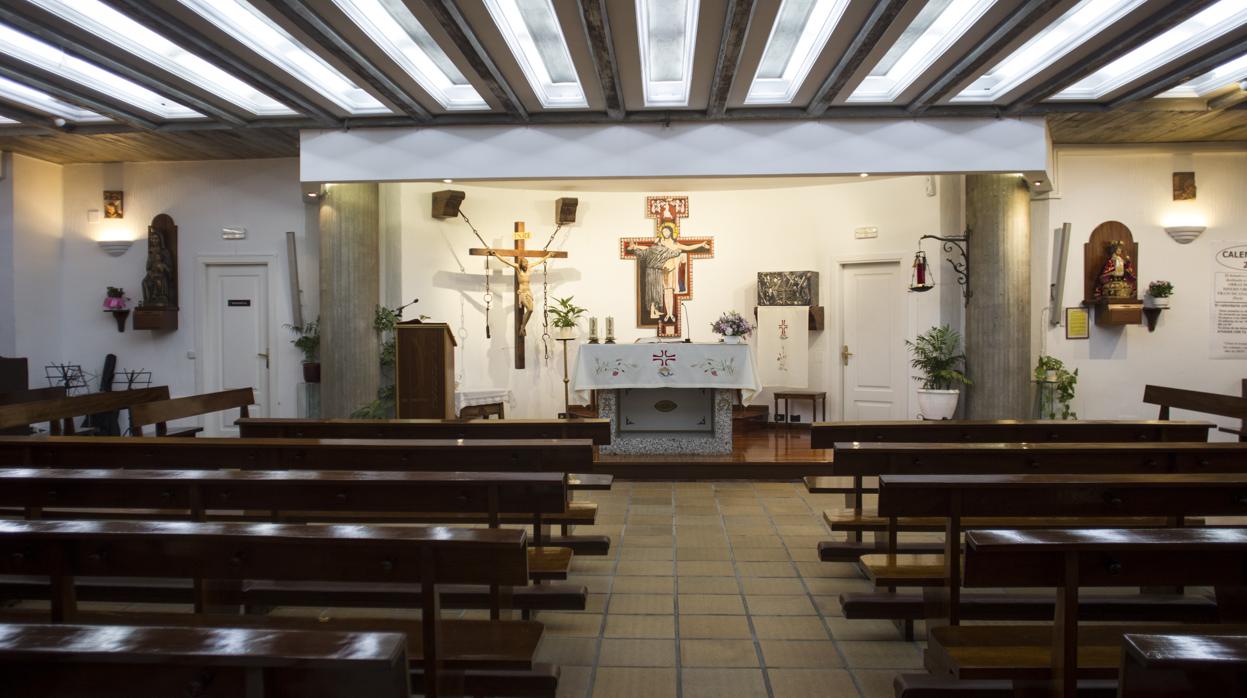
[778,319,789,340]
[652,350,677,367]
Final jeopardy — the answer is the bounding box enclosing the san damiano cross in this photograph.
[620,196,715,338]
[469,221,568,369]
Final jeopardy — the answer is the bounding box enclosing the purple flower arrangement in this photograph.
[711,311,754,338]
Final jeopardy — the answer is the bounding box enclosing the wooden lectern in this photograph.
[394,321,457,419]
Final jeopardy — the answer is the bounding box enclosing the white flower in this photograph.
[724,328,734,336]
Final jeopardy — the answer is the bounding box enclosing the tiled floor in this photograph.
[540,480,923,698]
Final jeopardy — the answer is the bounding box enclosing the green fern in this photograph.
[905,325,971,390]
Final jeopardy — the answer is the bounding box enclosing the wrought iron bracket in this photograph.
[919,228,970,304]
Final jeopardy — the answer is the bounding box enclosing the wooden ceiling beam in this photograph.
[0,98,64,132]
[1109,44,1247,109]
[419,0,528,121]
[706,0,757,118]
[99,0,340,126]
[266,0,431,121]
[1208,84,1247,111]
[0,56,160,130]
[576,0,623,119]
[807,0,911,116]
[907,0,1063,114]
[1004,0,1220,115]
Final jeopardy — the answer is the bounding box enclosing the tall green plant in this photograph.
[285,318,320,363]
[1034,355,1078,419]
[905,325,971,390]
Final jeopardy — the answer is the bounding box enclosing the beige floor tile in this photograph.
[759,640,843,668]
[681,668,768,698]
[852,669,901,698]
[628,514,675,526]
[751,616,829,640]
[680,639,761,667]
[679,614,753,639]
[787,546,821,562]
[619,547,674,561]
[837,640,923,669]
[803,577,872,595]
[571,560,617,575]
[568,575,612,594]
[598,638,677,667]
[540,611,604,637]
[679,594,746,615]
[611,575,675,594]
[556,666,592,698]
[678,560,736,576]
[678,576,741,595]
[603,613,675,639]
[771,514,823,526]
[627,525,674,536]
[676,547,733,561]
[609,593,674,615]
[537,637,600,665]
[579,594,607,614]
[591,667,676,698]
[676,512,719,522]
[733,547,791,562]
[812,595,845,617]
[622,535,674,547]
[615,560,673,576]
[730,534,783,548]
[825,617,909,641]
[737,561,798,577]
[767,669,859,698]
[746,595,817,615]
[739,577,807,595]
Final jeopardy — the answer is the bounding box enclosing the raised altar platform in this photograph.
[572,342,761,455]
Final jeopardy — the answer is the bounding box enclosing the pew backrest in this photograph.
[237,416,612,445]
[1144,384,1247,441]
[811,419,1213,449]
[0,387,65,436]
[129,387,255,436]
[0,387,170,435]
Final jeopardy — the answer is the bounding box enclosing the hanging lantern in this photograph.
[909,249,934,292]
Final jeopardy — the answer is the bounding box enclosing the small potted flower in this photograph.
[286,318,321,383]
[549,296,588,340]
[906,324,971,420]
[711,311,753,344]
[103,287,130,332]
[1145,280,1173,309]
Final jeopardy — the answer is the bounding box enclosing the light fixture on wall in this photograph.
[97,239,133,257]
[908,229,971,304]
[1164,225,1206,244]
[909,249,934,292]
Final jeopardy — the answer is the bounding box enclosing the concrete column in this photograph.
[964,174,1031,418]
[319,183,380,417]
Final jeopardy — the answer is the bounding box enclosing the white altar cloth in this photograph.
[572,342,761,405]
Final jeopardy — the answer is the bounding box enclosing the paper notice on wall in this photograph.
[756,306,809,388]
[1211,241,1247,359]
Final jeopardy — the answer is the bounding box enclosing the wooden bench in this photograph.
[129,387,256,437]
[237,416,613,445]
[923,528,1247,697]
[0,387,65,435]
[0,519,556,697]
[0,387,170,436]
[1118,633,1247,698]
[1145,384,1247,441]
[0,623,413,698]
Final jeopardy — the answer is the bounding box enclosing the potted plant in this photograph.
[549,296,588,340]
[103,286,130,332]
[711,311,754,344]
[1145,280,1173,309]
[905,324,970,420]
[287,318,320,383]
[1034,355,1078,419]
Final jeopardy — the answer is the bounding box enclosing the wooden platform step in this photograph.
[859,554,949,587]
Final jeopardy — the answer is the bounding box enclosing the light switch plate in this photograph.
[87,209,100,223]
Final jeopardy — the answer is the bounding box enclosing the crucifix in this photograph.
[620,196,715,338]
[469,221,568,369]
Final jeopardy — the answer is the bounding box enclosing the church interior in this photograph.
[0,0,1246,696]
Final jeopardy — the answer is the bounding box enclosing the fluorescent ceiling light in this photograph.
[1052,0,1247,100]
[334,0,488,111]
[0,24,200,119]
[848,0,997,103]
[637,0,700,107]
[483,0,586,108]
[953,0,1148,103]
[0,116,15,124]
[745,0,851,105]
[27,0,294,117]
[178,0,390,115]
[1157,52,1247,97]
[0,75,111,122]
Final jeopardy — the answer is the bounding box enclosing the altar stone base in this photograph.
[598,388,734,455]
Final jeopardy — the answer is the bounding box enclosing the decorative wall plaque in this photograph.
[757,271,819,306]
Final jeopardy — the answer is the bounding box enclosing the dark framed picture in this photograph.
[1173,172,1196,201]
[103,191,124,219]
[1065,307,1090,340]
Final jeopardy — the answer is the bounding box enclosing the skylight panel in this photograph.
[637,0,700,107]
[0,24,200,120]
[953,0,1148,103]
[745,0,851,105]
[332,0,488,111]
[178,0,390,115]
[1052,0,1247,100]
[0,75,111,122]
[27,0,294,117]
[0,116,16,125]
[847,0,996,103]
[483,0,587,108]
[1157,52,1247,97]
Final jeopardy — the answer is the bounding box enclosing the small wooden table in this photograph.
[774,390,826,427]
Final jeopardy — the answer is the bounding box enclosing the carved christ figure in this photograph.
[627,222,710,322]
[489,250,552,335]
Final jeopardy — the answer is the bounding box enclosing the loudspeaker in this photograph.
[432,190,465,219]
[556,197,578,224]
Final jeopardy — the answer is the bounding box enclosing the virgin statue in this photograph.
[1093,240,1137,301]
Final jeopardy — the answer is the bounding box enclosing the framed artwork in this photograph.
[103,191,124,219]
[619,196,714,337]
[1173,172,1196,201]
[1065,307,1090,339]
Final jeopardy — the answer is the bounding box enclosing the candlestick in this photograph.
[605,316,615,344]
[588,316,599,344]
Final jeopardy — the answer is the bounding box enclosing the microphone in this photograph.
[681,301,691,342]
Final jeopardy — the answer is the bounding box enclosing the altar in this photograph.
[572,343,761,455]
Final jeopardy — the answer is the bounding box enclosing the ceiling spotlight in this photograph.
[52,117,66,127]
[1034,180,1043,186]
[859,173,869,178]
[443,179,453,183]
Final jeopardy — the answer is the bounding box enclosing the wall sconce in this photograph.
[909,249,934,292]
[908,230,970,304]
[1164,225,1206,244]
[97,239,133,257]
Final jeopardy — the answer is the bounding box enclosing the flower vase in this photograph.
[720,335,743,344]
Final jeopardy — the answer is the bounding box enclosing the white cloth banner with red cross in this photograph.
[756,306,809,389]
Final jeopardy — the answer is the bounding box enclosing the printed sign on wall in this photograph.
[1211,242,1247,359]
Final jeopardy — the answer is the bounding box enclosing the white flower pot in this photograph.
[1144,296,1169,309]
[916,389,960,420]
[720,335,743,344]
[555,326,577,340]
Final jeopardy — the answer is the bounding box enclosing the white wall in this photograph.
[0,153,16,358]
[396,176,948,421]
[1040,147,1247,437]
[12,154,64,371]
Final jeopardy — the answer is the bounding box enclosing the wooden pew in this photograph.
[0,468,585,613]
[924,528,1247,698]
[129,387,255,437]
[1118,633,1247,698]
[0,623,412,698]
[1145,384,1247,441]
[0,387,65,435]
[0,519,556,698]
[0,388,170,435]
[238,416,612,446]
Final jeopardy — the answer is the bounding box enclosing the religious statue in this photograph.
[1093,240,1137,301]
[627,221,709,323]
[141,231,176,307]
[621,196,715,337]
[488,249,552,335]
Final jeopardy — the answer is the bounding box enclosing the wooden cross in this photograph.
[469,221,568,369]
[620,196,714,338]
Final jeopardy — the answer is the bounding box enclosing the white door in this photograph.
[203,263,270,435]
[841,261,907,420]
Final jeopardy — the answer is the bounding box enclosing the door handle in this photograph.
[257,352,269,369]
[841,345,853,366]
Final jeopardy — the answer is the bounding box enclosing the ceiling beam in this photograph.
[576,0,623,119]
[420,0,528,121]
[807,0,911,115]
[0,56,159,129]
[907,0,1063,114]
[1208,83,1247,111]
[1109,43,1247,109]
[706,0,756,118]
[0,98,64,131]
[1004,0,1220,115]
[99,0,340,126]
[265,0,431,121]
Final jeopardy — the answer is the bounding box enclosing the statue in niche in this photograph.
[1093,240,1137,301]
[141,231,176,307]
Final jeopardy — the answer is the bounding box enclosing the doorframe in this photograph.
[196,255,277,427]
[836,254,909,421]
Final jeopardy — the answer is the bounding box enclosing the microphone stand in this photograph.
[681,301,691,342]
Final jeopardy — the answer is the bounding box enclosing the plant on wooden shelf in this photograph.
[1145,280,1174,309]
[285,318,321,383]
[711,311,754,344]
[906,324,970,420]
[103,287,130,332]
[1034,355,1078,420]
[549,296,587,340]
